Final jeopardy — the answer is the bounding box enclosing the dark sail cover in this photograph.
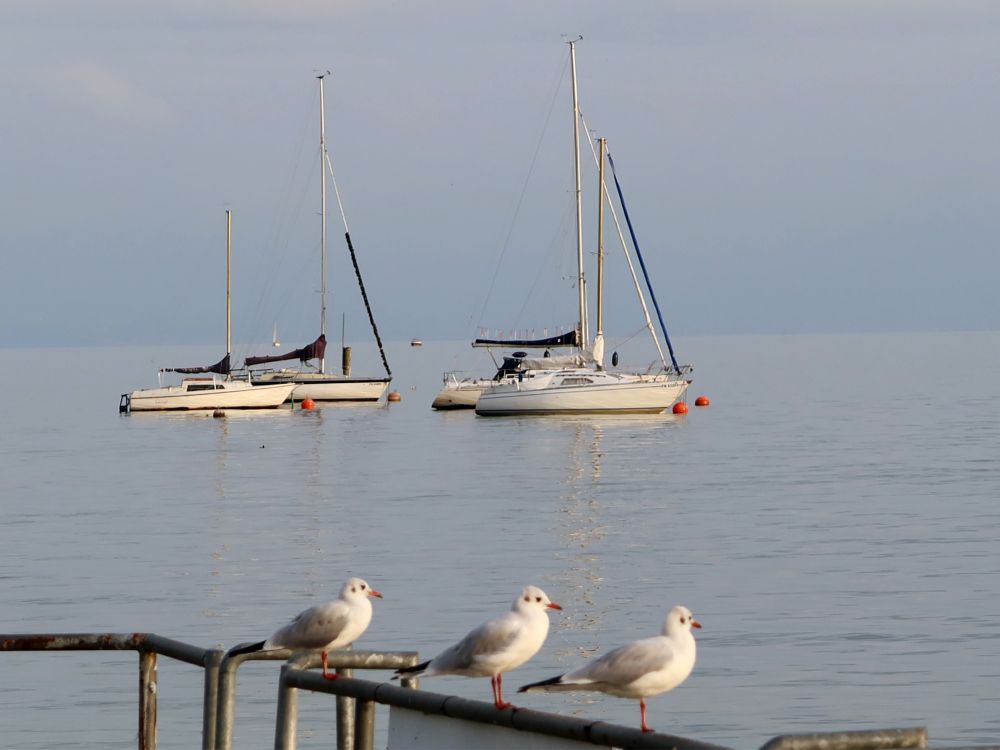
[473,330,578,348]
[166,353,231,375]
[245,334,327,367]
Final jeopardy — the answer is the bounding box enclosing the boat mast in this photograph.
[569,39,588,350]
[318,73,329,374]
[595,136,606,368]
[226,208,232,362]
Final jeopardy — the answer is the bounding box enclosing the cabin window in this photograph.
[186,384,217,392]
[559,377,593,386]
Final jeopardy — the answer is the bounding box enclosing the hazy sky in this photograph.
[3,1,999,349]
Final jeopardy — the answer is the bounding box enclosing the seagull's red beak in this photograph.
[547,602,563,611]
[691,619,701,629]
[368,589,383,599]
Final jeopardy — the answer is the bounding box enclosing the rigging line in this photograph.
[606,151,682,373]
[473,49,570,332]
[322,122,390,377]
[325,149,349,234]
[512,193,576,329]
[580,117,669,369]
[246,87,317,354]
[344,231,391,377]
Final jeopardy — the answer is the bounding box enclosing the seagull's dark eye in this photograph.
[535,596,542,602]
[360,584,366,590]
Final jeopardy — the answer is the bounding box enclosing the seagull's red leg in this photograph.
[494,673,512,709]
[640,699,653,733]
[490,675,498,705]
[322,651,339,680]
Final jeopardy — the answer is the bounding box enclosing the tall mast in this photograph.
[596,137,606,341]
[569,39,587,349]
[318,73,329,374]
[226,209,232,359]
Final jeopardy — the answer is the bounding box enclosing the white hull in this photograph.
[128,379,295,412]
[431,382,488,410]
[252,370,389,402]
[475,369,688,416]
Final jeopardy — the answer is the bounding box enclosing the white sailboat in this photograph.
[476,41,691,416]
[121,211,296,412]
[246,74,391,402]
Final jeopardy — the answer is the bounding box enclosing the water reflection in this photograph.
[551,420,608,648]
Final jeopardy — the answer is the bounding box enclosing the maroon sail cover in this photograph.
[165,353,231,375]
[245,334,327,367]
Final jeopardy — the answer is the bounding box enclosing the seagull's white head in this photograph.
[514,585,562,614]
[663,605,701,636]
[340,577,383,602]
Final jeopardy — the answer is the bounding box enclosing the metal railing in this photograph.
[275,667,732,750]
[2,633,991,750]
[760,729,928,750]
[216,644,419,750]
[0,633,223,750]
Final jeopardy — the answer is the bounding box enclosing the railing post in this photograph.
[336,666,355,750]
[139,650,158,750]
[202,648,223,750]
[273,653,314,750]
[353,695,375,750]
[215,654,239,750]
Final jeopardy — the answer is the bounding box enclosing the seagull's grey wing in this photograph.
[564,636,674,686]
[267,601,352,650]
[433,616,522,671]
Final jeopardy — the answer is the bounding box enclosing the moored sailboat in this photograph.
[476,41,691,416]
[121,211,296,413]
[246,74,391,402]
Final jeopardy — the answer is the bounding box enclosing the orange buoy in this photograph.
[301,398,316,410]
[695,395,710,407]
[672,402,689,415]
[387,391,402,402]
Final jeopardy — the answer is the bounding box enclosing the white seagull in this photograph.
[394,585,562,709]
[231,577,382,679]
[518,605,700,733]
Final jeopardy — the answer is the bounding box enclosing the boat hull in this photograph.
[431,384,486,410]
[128,381,295,411]
[252,371,390,402]
[475,374,688,416]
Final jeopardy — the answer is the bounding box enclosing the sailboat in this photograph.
[121,211,296,412]
[245,74,392,402]
[430,329,578,410]
[475,41,691,416]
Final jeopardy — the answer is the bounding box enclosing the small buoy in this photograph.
[387,391,402,402]
[672,402,689,415]
[695,395,710,407]
[212,409,225,418]
[301,398,316,410]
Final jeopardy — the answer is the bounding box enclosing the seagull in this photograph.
[230,577,382,679]
[518,605,700,733]
[394,585,562,709]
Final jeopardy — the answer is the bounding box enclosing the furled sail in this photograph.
[245,334,327,367]
[165,353,231,375]
[472,330,578,349]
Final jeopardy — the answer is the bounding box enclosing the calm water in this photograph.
[1,332,998,748]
